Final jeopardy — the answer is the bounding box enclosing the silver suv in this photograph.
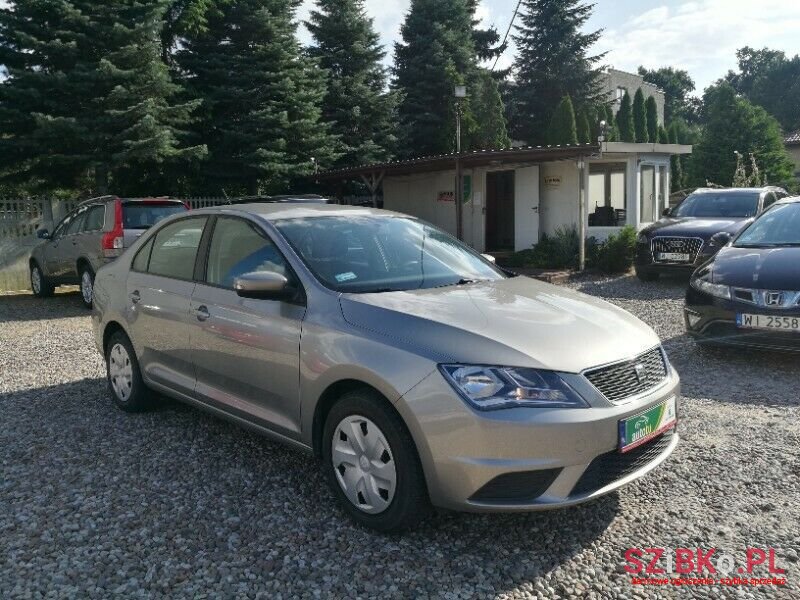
[30,196,188,307]
[93,204,680,531]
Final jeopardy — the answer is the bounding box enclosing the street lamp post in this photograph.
[454,85,467,241]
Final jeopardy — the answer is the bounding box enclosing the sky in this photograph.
[297,0,800,94]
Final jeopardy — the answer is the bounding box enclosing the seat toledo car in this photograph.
[92,204,680,531]
[686,196,800,351]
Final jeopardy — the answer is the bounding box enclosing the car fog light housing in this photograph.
[439,365,589,411]
[685,309,702,329]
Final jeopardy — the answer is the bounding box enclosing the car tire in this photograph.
[636,268,659,282]
[105,330,153,413]
[79,265,95,309]
[322,389,430,532]
[30,262,55,298]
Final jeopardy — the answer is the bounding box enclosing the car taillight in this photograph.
[102,199,125,258]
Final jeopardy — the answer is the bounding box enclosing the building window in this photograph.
[615,87,627,104]
[589,163,627,227]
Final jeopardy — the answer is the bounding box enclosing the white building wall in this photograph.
[539,160,581,237]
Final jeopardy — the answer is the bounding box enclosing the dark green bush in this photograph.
[589,225,638,273]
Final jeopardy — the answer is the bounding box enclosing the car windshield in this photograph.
[123,203,187,230]
[735,202,800,247]
[274,216,506,293]
[671,192,760,218]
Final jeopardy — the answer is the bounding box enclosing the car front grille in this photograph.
[571,430,674,496]
[583,347,668,403]
[651,237,704,263]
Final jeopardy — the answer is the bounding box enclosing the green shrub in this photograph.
[590,225,638,273]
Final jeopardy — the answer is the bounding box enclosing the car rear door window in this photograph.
[147,217,207,281]
[132,237,155,273]
[82,205,106,232]
[205,217,290,288]
[763,193,778,210]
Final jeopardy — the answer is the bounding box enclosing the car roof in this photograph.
[198,202,408,222]
[691,187,785,194]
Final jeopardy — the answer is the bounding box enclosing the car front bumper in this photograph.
[396,367,680,512]
[685,288,800,351]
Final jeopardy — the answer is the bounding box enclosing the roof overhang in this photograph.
[316,144,601,181]
[602,142,693,155]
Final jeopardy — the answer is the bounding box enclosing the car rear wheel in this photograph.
[106,331,152,413]
[79,266,95,309]
[322,389,430,532]
[30,263,55,298]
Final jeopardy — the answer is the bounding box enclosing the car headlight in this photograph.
[439,365,589,410]
[690,275,731,300]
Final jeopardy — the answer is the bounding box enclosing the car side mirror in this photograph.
[234,271,293,300]
[662,208,672,217]
[37,228,50,239]
[481,254,497,264]
[710,232,732,247]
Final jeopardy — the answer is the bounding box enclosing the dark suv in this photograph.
[30,196,188,308]
[635,187,790,281]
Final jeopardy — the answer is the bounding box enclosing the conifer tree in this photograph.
[633,88,649,143]
[179,0,336,195]
[646,96,659,143]
[576,109,591,144]
[604,105,619,142]
[547,96,578,146]
[616,92,635,142]
[307,0,395,169]
[394,0,508,157]
[657,125,669,144]
[668,122,684,191]
[509,0,604,145]
[0,0,205,194]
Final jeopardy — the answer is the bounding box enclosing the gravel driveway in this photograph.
[1,277,798,599]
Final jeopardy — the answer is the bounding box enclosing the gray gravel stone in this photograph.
[1,281,798,599]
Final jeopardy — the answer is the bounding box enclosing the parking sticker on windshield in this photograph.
[335,272,358,283]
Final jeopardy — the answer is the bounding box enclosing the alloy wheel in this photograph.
[81,271,93,305]
[31,267,42,295]
[109,343,134,402]
[331,415,397,514]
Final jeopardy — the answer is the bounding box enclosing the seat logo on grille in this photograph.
[634,364,647,384]
[765,291,784,306]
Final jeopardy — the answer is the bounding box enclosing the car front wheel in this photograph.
[322,389,430,532]
[106,331,152,413]
[30,263,55,298]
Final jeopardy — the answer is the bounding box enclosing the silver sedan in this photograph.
[92,204,679,531]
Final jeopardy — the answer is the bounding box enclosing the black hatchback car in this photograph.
[685,196,800,351]
[635,187,789,281]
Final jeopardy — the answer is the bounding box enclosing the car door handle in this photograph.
[194,306,210,322]
[129,291,141,304]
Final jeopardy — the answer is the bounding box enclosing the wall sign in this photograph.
[544,175,562,187]
[437,191,455,202]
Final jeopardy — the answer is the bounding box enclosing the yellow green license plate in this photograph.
[618,397,677,453]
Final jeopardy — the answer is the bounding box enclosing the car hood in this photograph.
[711,246,800,289]
[643,217,751,240]
[339,277,661,374]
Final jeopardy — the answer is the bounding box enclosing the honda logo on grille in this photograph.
[765,292,784,306]
[634,364,647,384]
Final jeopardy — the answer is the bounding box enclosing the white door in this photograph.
[514,166,540,251]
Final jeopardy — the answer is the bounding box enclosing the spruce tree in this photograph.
[0,0,204,194]
[547,96,578,146]
[690,83,794,187]
[179,0,336,195]
[307,0,395,169]
[633,89,648,143]
[646,96,659,143]
[657,125,669,144]
[394,0,507,157]
[616,92,635,142]
[509,0,604,145]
